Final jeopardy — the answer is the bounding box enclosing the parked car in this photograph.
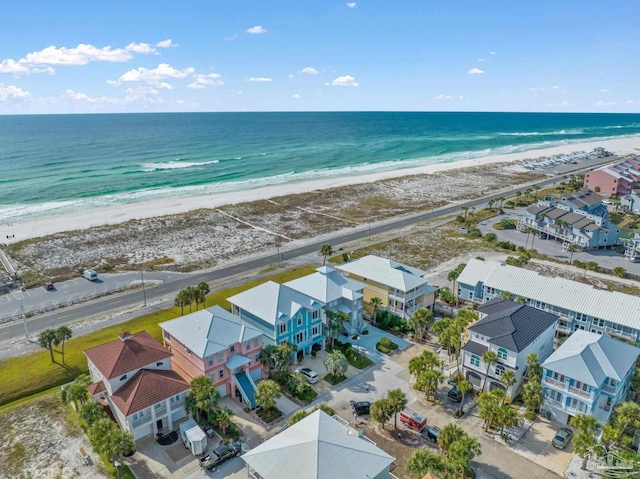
[552,427,573,449]
[350,400,371,416]
[447,387,463,402]
[209,441,242,467]
[426,425,440,443]
[43,281,55,290]
[295,367,319,384]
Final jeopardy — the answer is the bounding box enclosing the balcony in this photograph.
[605,327,636,341]
[154,406,167,418]
[544,376,567,389]
[556,324,571,334]
[568,386,593,401]
[602,384,616,394]
[132,414,152,429]
[171,399,186,410]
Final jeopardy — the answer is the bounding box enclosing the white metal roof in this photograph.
[285,266,365,304]
[457,259,640,330]
[542,330,640,387]
[335,255,429,292]
[159,305,262,358]
[227,281,324,326]
[242,410,394,479]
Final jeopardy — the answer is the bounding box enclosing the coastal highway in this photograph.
[0,154,619,344]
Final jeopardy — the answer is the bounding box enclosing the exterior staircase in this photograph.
[234,372,257,409]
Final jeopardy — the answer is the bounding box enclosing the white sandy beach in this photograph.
[4,136,640,242]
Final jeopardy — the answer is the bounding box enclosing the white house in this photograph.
[461,298,557,398]
[242,410,395,479]
[84,331,190,440]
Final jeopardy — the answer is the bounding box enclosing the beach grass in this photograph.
[0,266,315,407]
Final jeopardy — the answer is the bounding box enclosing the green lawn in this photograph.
[0,265,315,407]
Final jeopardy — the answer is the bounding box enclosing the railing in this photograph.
[568,386,593,401]
[605,327,636,341]
[171,399,186,410]
[601,384,616,394]
[556,324,571,334]
[154,406,167,418]
[132,415,152,428]
[544,376,566,389]
[565,405,587,416]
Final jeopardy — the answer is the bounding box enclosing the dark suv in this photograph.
[426,425,440,443]
[350,400,371,416]
[447,387,463,402]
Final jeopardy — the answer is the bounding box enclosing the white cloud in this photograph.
[551,85,560,89]
[300,66,319,75]
[247,77,272,82]
[156,39,178,48]
[595,100,616,106]
[188,73,223,90]
[434,94,453,100]
[293,93,301,99]
[224,34,238,41]
[0,84,31,101]
[468,67,484,75]
[626,100,636,105]
[125,42,155,54]
[114,63,195,87]
[529,87,546,92]
[477,58,486,62]
[246,25,267,34]
[559,101,569,107]
[331,75,358,86]
[22,44,134,65]
[459,96,464,99]
[489,51,496,55]
[288,74,295,78]
[600,88,610,93]
[0,59,32,75]
[347,2,357,8]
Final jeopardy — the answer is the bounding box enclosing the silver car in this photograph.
[295,367,319,384]
[552,427,573,449]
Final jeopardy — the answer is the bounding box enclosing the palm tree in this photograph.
[605,401,640,447]
[324,350,349,378]
[480,350,498,392]
[369,297,383,326]
[185,286,197,313]
[418,369,444,402]
[175,289,189,315]
[55,326,73,364]
[196,281,210,310]
[39,328,59,363]
[370,398,392,430]
[487,199,495,211]
[478,389,502,431]
[525,352,542,381]
[325,309,349,347]
[533,185,541,200]
[496,404,521,434]
[215,408,233,435]
[258,344,277,375]
[448,435,482,475]
[461,206,469,221]
[567,243,578,264]
[255,380,281,412]
[407,307,433,342]
[386,389,408,429]
[104,428,135,465]
[407,449,458,479]
[500,370,517,400]
[288,409,309,426]
[570,414,600,469]
[79,401,106,427]
[319,244,333,266]
[190,375,220,422]
[438,423,466,455]
[456,380,473,416]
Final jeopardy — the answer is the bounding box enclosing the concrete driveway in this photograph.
[340,324,412,363]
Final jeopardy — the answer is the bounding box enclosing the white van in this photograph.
[82,269,98,281]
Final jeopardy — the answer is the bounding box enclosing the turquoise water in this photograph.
[1,112,640,223]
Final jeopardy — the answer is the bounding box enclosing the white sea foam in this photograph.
[140,159,220,172]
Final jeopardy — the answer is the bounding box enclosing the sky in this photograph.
[1,0,639,114]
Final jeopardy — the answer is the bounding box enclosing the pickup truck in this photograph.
[200,441,242,470]
[350,400,371,416]
[426,426,440,443]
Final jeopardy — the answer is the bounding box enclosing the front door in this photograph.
[156,418,163,431]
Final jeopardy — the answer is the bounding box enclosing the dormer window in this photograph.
[497,348,508,360]
[230,345,235,353]
[120,375,127,381]
[156,362,163,367]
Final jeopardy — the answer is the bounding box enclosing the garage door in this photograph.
[133,423,153,440]
[466,371,482,388]
[218,384,228,398]
[250,367,262,383]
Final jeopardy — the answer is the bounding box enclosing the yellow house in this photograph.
[336,255,438,319]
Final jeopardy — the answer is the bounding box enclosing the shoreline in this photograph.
[5,136,640,242]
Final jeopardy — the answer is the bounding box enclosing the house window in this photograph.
[548,389,563,402]
[312,310,319,320]
[185,347,192,356]
[593,318,605,328]
[120,375,127,381]
[154,402,162,410]
[279,323,287,335]
[246,341,250,350]
[255,354,260,364]
[229,345,235,353]
[610,379,618,388]
[295,332,305,344]
[575,381,588,392]
[219,369,224,379]
[497,348,508,360]
[469,292,474,300]
[470,355,480,367]
[156,362,164,367]
[170,394,180,403]
[297,314,303,327]
[217,352,224,362]
[133,411,144,420]
[552,372,565,382]
[574,324,585,331]
[163,331,170,340]
[495,364,505,377]
[576,313,587,322]
[253,338,259,347]
[312,325,319,336]
[208,356,213,366]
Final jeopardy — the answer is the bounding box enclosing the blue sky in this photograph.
[1,0,639,114]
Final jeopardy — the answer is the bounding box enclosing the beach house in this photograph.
[625,230,640,262]
[227,281,326,360]
[461,298,557,398]
[518,189,620,250]
[584,157,640,196]
[455,258,640,342]
[160,306,264,409]
[541,330,640,424]
[284,265,366,335]
[84,331,190,440]
[242,410,395,479]
[621,189,640,214]
[335,255,438,319]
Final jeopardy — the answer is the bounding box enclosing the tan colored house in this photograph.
[336,255,437,319]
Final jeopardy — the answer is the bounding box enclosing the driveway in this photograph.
[340,324,412,363]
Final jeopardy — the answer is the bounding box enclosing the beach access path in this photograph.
[0,154,619,359]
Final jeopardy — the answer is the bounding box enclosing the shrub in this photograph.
[324,373,347,385]
[456,215,466,223]
[505,200,516,209]
[493,218,516,230]
[362,329,369,335]
[379,337,399,350]
[497,241,516,251]
[468,228,482,237]
[484,232,497,242]
[376,343,390,354]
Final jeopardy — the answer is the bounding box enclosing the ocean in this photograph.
[1,111,640,224]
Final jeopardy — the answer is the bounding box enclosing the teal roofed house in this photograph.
[227,280,327,358]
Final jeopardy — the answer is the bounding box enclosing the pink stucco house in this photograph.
[160,305,264,409]
[584,157,640,196]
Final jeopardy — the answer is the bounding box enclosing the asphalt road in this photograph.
[0,155,618,343]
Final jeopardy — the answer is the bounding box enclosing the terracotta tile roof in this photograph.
[87,380,106,396]
[110,369,190,417]
[83,331,171,379]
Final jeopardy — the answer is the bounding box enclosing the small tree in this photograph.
[448,435,481,474]
[369,297,383,326]
[313,404,335,416]
[196,281,210,310]
[259,344,277,375]
[61,375,91,410]
[288,409,309,426]
[324,350,349,378]
[456,380,473,416]
[406,449,457,479]
[215,408,233,435]
[55,326,73,364]
[438,423,466,455]
[480,350,499,392]
[255,380,281,412]
[274,342,296,371]
[39,328,59,363]
[370,398,392,430]
[190,375,220,422]
[613,266,627,278]
[407,307,433,342]
[78,401,106,427]
[571,413,600,469]
[498,291,514,301]
[500,370,516,399]
[386,389,408,429]
[319,244,333,265]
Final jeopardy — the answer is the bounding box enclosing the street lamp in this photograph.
[140,265,146,307]
[356,335,360,359]
[114,460,121,479]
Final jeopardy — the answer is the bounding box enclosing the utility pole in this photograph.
[20,299,28,341]
[140,265,147,307]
